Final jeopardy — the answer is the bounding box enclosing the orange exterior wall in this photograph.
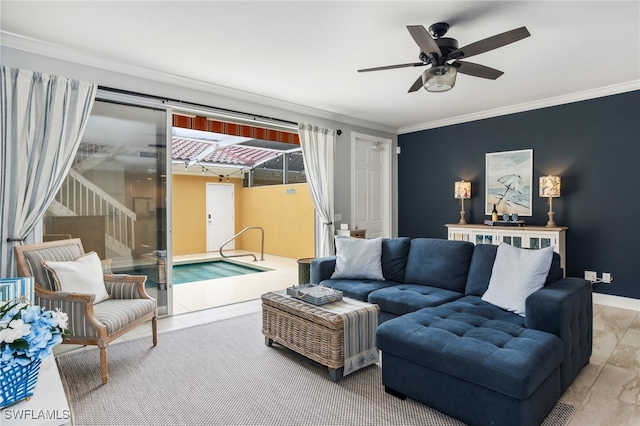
[237,183,314,259]
[171,175,243,255]
[172,175,314,259]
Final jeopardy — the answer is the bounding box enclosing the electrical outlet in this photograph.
[584,271,597,282]
[603,272,612,283]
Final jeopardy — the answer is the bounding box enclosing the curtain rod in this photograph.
[98,86,342,135]
[97,86,300,129]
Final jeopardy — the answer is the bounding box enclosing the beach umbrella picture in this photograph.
[485,149,533,215]
[496,174,524,206]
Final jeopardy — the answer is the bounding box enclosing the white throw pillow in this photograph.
[481,243,553,316]
[331,236,384,281]
[43,251,110,304]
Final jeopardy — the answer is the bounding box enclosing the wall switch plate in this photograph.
[603,272,612,283]
[334,214,342,222]
[396,146,401,155]
[584,271,597,282]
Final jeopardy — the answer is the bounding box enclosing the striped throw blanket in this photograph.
[316,298,379,376]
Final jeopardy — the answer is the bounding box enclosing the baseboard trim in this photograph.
[592,293,640,312]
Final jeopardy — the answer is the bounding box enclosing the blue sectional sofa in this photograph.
[311,237,592,426]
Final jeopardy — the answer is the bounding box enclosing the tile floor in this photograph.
[563,304,640,425]
[54,255,640,425]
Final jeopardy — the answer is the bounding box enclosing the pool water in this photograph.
[172,260,265,284]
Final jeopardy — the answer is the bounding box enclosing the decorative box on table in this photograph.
[0,360,42,408]
[0,297,68,408]
[286,284,343,305]
[0,277,34,303]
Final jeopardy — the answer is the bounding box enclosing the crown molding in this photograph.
[0,31,396,135]
[398,80,640,135]
[5,31,638,137]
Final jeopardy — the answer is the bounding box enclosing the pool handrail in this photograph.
[219,226,265,261]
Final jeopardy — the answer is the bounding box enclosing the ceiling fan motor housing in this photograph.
[435,38,459,58]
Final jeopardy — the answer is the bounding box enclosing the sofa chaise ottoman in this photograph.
[311,237,592,426]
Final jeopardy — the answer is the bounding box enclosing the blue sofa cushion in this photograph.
[381,237,411,282]
[368,284,462,317]
[546,252,563,284]
[320,278,396,302]
[465,244,498,296]
[465,245,564,296]
[376,296,564,399]
[404,238,475,293]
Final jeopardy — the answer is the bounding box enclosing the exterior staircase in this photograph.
[49,169,137,259]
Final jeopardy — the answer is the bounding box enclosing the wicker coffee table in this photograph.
[261,290,379,381]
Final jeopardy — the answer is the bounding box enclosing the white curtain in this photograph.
[298,123,336,257]
[0,67,97,277]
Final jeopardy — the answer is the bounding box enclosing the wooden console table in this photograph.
[446,224,567,274]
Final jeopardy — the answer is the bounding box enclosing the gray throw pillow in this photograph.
[331,236,384,281]
[482,243,553,316]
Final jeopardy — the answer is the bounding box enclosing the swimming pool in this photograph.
[172,259,267,284]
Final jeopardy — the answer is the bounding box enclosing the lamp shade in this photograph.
[539,175,561,197]
[423,65,457,92]
[454,181,471,199]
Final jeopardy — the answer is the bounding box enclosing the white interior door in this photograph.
[206,183,235,252]
[351,133,391,239]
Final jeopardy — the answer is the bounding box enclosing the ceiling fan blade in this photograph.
[448,26,530,60]
[358,62,425,73]
[408,75,424,93]
[454,61,504,80]
[407,25,442,57]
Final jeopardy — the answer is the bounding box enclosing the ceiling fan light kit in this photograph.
[423,65,457,92]
[357,22,530,94]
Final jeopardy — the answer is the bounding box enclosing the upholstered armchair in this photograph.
[14,238,157,384]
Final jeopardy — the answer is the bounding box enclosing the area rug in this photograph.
[56,313,575,426]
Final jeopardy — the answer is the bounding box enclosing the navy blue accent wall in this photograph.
[398,90,640,300]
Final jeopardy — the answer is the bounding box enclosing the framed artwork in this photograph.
[485,149,533,216]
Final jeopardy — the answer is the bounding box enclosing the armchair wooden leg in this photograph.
[152,315,158,347]
[99,342,108,384]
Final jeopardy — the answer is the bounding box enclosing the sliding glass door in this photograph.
[45,96,171,316]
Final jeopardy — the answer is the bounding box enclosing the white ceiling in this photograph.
[2,1,639,134]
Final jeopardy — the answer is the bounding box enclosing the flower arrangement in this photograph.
[0,301,68,367]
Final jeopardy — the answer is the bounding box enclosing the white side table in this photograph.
[0,357,70,426]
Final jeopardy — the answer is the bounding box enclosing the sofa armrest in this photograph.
[310,256,337,284]
[525,277,592,392]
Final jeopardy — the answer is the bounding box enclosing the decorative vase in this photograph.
[0,359,42,408]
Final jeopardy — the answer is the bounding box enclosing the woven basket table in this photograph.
[262,291,377,381]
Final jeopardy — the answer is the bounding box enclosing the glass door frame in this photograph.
[75,89,174,317]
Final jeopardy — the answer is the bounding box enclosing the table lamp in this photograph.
[454,181,471,224]
[539,175,560,227]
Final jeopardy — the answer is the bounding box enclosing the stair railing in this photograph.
[54,169,136,251]
[219,226,265,261]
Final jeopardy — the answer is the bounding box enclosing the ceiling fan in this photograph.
[358,23,530,93]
